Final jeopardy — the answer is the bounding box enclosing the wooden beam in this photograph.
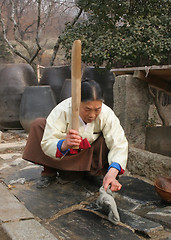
[133,70,171,94]
[111,65,171,74]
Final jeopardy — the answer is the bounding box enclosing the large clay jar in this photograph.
[19,86,56,132]
[59,79,71,102]
[82,67,115,109]
[0,63,37,130]
[39,65,71,104]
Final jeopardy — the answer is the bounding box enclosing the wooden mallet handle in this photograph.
[71,40,81,149]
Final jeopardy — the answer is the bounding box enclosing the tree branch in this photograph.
[0,7,29,62]
[9,0,32,56]
[29,0,41,63]
[50,7,83,66]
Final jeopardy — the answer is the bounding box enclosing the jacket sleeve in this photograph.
[41,105,68,159]
[102,108,128,170]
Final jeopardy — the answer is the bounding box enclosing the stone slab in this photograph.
[0,183,34,222]
[51,209,141,240]
[115,193,141,211]
[0,141,26,153]
[14,178,99,220]
[4,166,43,184]
[119,176,160,204]
[145,126,171,157]
[2,219,58,240]
[11,158,26,166]
[146,206,171,229]
[0,224,10,240]
[0,153,21,160]
[119,209,163,237]
[128,147,171,181]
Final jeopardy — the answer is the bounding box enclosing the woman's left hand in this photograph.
[103,168,122,192]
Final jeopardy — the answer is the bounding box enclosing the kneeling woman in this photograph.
[23,80,128,190]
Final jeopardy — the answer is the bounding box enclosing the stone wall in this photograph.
[128,146,171,181]
[113,74,171,181]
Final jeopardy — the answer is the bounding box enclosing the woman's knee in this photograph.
[30,118,46,129]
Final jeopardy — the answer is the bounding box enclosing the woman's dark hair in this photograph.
[81,80,103,102]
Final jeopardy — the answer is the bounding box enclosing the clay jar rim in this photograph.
[155,184,171,194]
[154,176,171,194]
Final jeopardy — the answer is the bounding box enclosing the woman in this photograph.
[23,80,128,190]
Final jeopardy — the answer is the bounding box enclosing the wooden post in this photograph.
[37,64,40,83]
[71,40,82,149]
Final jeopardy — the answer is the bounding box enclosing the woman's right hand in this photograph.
[61,129,81,151]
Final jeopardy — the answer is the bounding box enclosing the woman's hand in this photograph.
[103,168,122,192]
[61,129,81,151]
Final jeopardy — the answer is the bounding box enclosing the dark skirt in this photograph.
[22,118,109,176]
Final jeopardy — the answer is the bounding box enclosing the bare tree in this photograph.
[0,0,83,71]
[0,0,44,70]
[50,6,83,66]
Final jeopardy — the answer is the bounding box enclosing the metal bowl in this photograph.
[155,176,171,203]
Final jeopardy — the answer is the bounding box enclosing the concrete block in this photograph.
[2,219,58,240]
[0,183,34,222]
[128,147,171,181]
[145,126,171,157]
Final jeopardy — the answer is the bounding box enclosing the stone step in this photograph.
[146,206,171,229]
[0,141,26,153]
[0,183,58,240]
[119,209,163,238]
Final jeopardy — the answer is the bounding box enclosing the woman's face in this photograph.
[79,100,102,123]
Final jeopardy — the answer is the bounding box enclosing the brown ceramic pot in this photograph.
[155,176,171,203]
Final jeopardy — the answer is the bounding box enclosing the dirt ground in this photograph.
[1,129,27,142]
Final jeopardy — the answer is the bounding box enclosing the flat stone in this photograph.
[11,158,25,166]
[115,193,141,211]
[51,209,141,240]
[119,176,160,204]
[0,141,26,153]
[0,224,10,240]
[14,178,99,219]
[146,206,171,229]
[4,166,43,184]
[0,163,11,171]
[0,153,21,160]
[119,209,163,237]
[0,183,34,222]
[2,219,58,240]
